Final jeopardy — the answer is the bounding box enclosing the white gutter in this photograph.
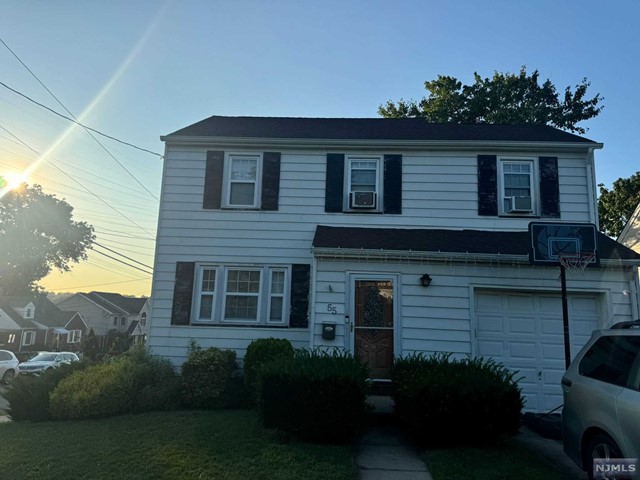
[161,135,603,153]
[311,247,640,267]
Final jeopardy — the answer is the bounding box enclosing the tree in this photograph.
[0,183,94,295]
[379,67,603,134]
[598,172,640,238]
[82,328,100,360]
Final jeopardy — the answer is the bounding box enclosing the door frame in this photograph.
[345,272,401,361]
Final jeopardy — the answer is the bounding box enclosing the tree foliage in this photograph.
[0,183,94,295]
[598,172,640,238]
[379,67,603,134]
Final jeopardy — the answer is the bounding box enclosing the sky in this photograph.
[0,0,638,297]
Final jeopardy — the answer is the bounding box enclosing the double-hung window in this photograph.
[500,159,535,214]
[67,330,82,344]
[225,154,262,208]
[347,156,381,210]
[192,265,289,326]
[223,269,262,323]
[23,331,35,346]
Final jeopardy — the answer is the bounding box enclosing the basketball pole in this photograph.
[560,264,571,369]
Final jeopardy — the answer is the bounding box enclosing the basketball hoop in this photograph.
[558,252,595,275]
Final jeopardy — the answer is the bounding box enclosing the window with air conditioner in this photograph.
[346,156,381,210]
[500,160,535,215]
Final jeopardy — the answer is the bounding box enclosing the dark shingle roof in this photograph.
[0,301,39,329]
[312,226,640,261]
[164,116,597,144]
[85,292,147,315]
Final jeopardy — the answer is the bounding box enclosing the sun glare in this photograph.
[0,172,28,195]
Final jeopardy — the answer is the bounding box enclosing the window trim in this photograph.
[498,157,537,216]
[191,264,291,327]
[344,155,383,212]
[140,312,147,327]
[222,152,263,209]
[22,330,35,346]
[221,267,263,325]
[67,330,82,344]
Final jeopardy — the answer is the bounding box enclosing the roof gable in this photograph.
[164,116,597,144]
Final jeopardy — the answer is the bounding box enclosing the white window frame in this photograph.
[192,264,291,326]
[67,330,82,344]
[267,268,289,325]
[8,334,16,343]
[222,267,263,325]
[223,152,263,209]
[22,330,35,346]
[140,312,147,327]
[498,157,537,215]
[345,155,383,211]
[193,266,219,323]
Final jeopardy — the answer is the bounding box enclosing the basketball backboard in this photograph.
[528,222,599,267]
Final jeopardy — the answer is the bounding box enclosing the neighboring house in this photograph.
[56,292,149,345]
[149,116,640,413]
[618,199,640,309]
[0,295,86,352]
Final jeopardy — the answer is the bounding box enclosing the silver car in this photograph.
[0,350,19,384]
[17,352,80,375]
[562,320,640,479]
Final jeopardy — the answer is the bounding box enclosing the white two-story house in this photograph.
[149,116,640,412]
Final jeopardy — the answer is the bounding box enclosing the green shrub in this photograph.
[258,349,369,443]
[4,360,91,422]
[244,338,294,401]
[49,347,179,420]
[180,341,238,409]
[391,353,523,446]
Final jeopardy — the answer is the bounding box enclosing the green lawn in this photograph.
[0,410,358,480]
[423,441,574,480]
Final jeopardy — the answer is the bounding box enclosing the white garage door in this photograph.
[475,290,602,413]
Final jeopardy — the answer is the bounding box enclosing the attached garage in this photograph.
[474,290,603,412]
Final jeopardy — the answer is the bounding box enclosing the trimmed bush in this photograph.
[4,360,91,422]
[391,353,524,446]
[49,348,179,420]
[180,341,238,409]
[258,349,369,443]
[243,338,294,401]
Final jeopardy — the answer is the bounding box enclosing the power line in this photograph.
[0,37,160,200]
[50,278,150,291]
[91,248,153,276]
[0,80,163,159]
[0,124,156,239]
[93,241,153,270]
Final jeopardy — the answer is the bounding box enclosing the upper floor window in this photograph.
[26,308,32,318]
[346,156,382,211]
[224,153,262,208]
[140,312,147,327]
[499,159,536,215]
[120,316,127,326]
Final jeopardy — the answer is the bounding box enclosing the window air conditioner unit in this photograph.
[350,191,377,209]
[507,196,533,212]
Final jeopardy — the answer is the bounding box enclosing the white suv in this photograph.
[0,350,19,384]
[561,320,640,479]
[17,352,80,375]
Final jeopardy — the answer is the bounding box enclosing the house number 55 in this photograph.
[327,304,337,314]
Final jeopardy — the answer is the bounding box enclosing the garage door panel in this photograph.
[475,290,601,413]
[509,317,536,335]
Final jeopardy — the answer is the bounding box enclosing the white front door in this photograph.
[348,274,398,379]
[475,290,602,412]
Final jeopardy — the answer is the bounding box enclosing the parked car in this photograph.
[0,350,19,384]
[17,352,80,375]
[561,320,640,479]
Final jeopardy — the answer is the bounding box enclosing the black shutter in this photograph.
[289,264,310,328]
[539,156,560,218]
[383,154,402,214]
[325,154,345,212]
[261,152,281,211]
[477,155,498,216]
[203,151,224,209]
[171,262,195,325]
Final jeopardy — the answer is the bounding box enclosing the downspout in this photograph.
[585,147,598,228]
[630,269,640,320]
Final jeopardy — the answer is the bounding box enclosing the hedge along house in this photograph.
[149,116,640,413]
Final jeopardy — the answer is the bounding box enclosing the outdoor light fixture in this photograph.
[420,274,432,287]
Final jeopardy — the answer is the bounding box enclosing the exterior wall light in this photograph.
[420,274,432,287]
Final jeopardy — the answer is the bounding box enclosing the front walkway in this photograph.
[358,396,433,479]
